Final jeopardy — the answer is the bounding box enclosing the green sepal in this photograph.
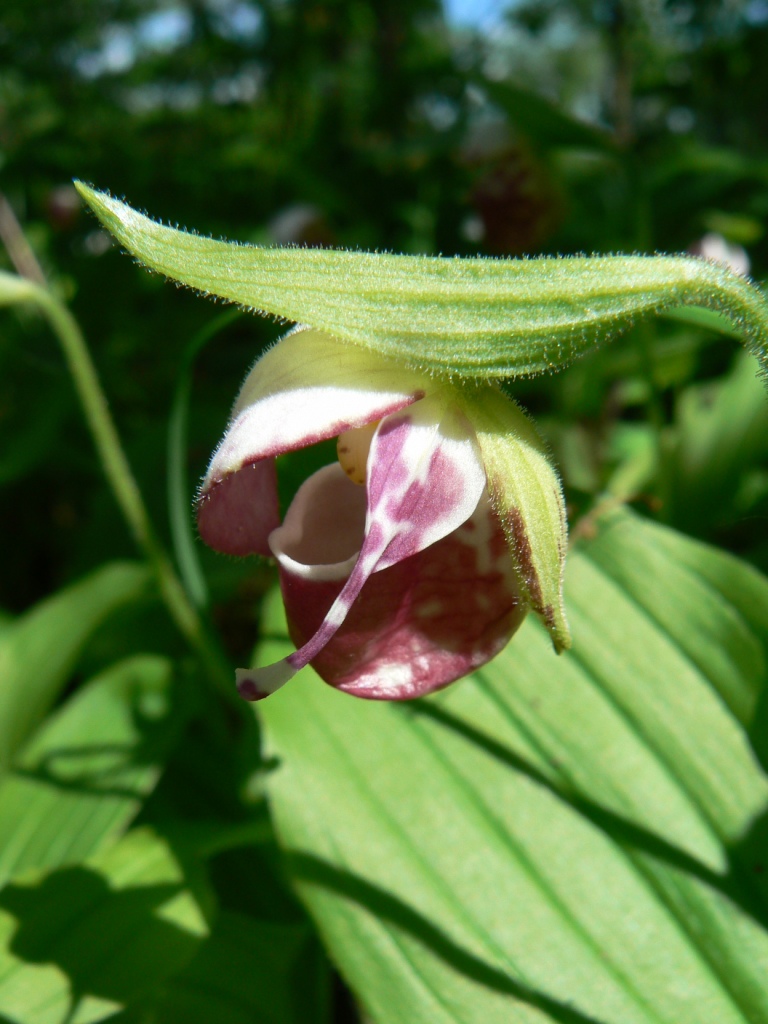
[75,183,768,382]
[459,383,570,652]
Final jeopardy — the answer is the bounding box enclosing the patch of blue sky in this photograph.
[443,0,508,30]
[138,2,262,46]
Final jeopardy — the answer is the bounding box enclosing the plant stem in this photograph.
[0,193,47,286]
[167,308,242,609]
[31,286,236,697]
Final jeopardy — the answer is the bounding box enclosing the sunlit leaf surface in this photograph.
[0,828,207,1023]
[261,508,768,1024]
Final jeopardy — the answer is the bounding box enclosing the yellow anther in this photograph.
[336,420,379,486]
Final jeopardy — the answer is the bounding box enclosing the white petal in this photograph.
[202,326,428,490]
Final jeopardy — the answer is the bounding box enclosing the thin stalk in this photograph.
[29,285,236,698]
[167,308,242,608]
[0,193,47,286]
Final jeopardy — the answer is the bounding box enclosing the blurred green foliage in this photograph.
[3,1,768,1020]
[3,0,768,611]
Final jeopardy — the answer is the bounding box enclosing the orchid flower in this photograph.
[69,187,768,703]
[197,325,569,701]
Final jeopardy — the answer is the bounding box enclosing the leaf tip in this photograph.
[74,182,140,244]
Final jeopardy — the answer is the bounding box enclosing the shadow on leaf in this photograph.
[287,850,603,1024]
[409,700,768,933]
[0,863,202,1014]
[11,671,187,801]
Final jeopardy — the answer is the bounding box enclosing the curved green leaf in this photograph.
[0,563,151,772]
[260,509,768,1024]
[75,184,768,381]
[167,310,242,610]
[479,79,615,152]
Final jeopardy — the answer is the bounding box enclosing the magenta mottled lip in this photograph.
[272,467,525,700]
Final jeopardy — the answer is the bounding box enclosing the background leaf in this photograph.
[0,654,179,886]
[0,562,151,772]
[166,309,243,611]
[478,79,616,153]
[666,350,768,537]
[260,509,768,1024]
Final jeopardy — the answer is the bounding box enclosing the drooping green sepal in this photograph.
[75,183,768,383]
[460,384,570,652]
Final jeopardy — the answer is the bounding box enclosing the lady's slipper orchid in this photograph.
[198,326,570,701]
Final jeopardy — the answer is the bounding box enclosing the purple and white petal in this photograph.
[198,326,427,556]
[236,396,488,699]
[366,394,487,569]
[202,325,428,486]
[197,459,280,558]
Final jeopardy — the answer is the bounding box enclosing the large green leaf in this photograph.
[0,827,207,1024]
[260,509,768,1024]
[75,186,768,380]
[0,655,177,886]
[0,562,151,772]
